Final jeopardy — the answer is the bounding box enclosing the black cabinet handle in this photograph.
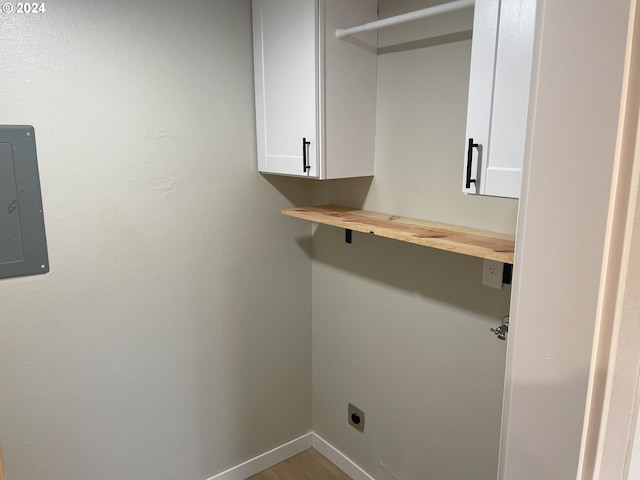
[302,137,311,173]
[466,138,479,189]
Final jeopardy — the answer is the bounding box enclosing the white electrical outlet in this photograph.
[482,259,504,289]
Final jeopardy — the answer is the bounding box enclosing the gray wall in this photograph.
[0,2,312,479]
[499,0,633,478]
[311,1,516,479]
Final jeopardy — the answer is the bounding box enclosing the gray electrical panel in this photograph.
[0,125,49,279]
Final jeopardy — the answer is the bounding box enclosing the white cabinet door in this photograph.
[486,0,536,198]
[252,0,377,180]
[463,0,536,199]
[253,0,318,177]
[463,0,500,196]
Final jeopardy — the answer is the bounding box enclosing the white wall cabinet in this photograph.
[463,0,536,199]
[252,0,377,179]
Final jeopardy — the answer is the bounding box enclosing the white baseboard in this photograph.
[206,430,375,480]
[311,432,376,480]
[207,432,313,480]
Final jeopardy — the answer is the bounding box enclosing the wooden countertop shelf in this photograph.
[281,205,515,264]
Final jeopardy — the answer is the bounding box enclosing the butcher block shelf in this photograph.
[281,205,515,263]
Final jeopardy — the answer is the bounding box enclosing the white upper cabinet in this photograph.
[252,0,378,179]
[463,0,536,199]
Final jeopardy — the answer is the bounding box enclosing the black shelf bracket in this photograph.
[503,263,513,285]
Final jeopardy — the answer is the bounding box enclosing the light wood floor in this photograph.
[247,448,352,480]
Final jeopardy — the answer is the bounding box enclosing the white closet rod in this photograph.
[335,0,475,38]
